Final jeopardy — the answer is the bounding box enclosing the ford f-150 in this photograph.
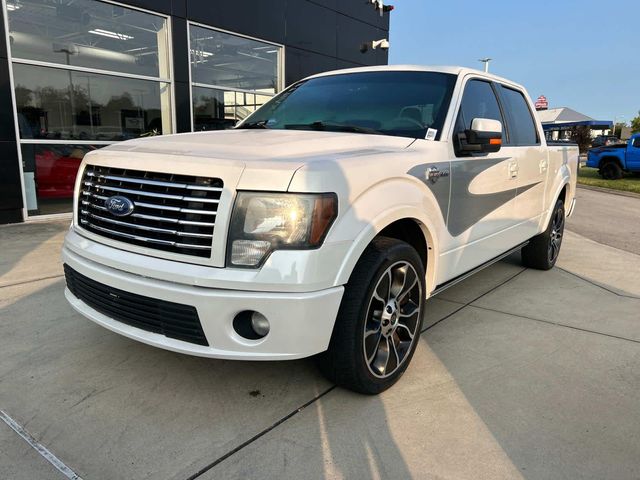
[63,66,578,394]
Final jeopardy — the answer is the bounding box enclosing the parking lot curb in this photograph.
[577,184,640,199]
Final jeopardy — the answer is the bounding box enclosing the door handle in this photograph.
[508,161,519,178]
[539,159,548,172]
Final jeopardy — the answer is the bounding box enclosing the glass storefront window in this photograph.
[21,144,104,215]
[190,25,280,92]
[7,0,170,79]
[14,63,171,141]
[192,86,268,131]
[7,0,173,217]
[189,25,282,131]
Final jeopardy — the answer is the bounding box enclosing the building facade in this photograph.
[0,0,390,223]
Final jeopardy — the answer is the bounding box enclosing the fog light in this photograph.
[233,310,270,340]
[251,312,270,337]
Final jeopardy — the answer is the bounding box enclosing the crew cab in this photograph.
[62,66,578,394]
[586,133,640,179]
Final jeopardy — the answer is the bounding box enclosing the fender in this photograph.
[541,172,571,231]
[327,177,445,295]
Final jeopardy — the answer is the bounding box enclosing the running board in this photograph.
[430,241,529,297]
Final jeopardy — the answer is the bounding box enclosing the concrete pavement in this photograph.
[568,186,640,255]
[1,195,639,479]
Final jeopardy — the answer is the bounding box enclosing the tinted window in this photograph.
[7,0,170,79]
[499,86,539,145]
[190,25,280,93]
[241,71,457,139]
[14,63,169,141]
[633,137,640,148]
[457,80,505,136]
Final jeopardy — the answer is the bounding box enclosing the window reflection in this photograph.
[21,144,103,215]
[189,25,281,130]
[7,0,170,78]
[14,64,170,141]
[189,25,280,92]
[192,87,267,131]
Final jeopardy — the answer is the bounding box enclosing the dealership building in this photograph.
[0,0,390,224]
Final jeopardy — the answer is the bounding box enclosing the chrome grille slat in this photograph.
[81,211,213,239]
[83,182,220,204]
[79,221,212,251]
[86,172,224,192]
[78,165,222,258]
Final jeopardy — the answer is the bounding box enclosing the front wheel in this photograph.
[317,237,425,394]
[521,199,565,270]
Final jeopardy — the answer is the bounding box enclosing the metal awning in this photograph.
[542,120,613,131]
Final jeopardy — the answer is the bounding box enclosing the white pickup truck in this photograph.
[63,66,578,394]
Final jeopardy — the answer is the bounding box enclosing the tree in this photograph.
[631,111,640,134]
[570,125,592,153]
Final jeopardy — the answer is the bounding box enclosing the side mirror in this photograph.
[457,118,503,154]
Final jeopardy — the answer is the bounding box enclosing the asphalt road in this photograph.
[567,186,640,255]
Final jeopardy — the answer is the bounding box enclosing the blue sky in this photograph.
[389,0,639,124]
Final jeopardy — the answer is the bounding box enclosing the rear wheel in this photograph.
[521,199,565,270]
[317,237,424,394]
[600,160,623,180]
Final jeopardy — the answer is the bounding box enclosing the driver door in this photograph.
[442,78,519,278]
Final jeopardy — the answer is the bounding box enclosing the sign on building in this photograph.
[535,95,548,110]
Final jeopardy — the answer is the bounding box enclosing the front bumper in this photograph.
[63,247,344,360]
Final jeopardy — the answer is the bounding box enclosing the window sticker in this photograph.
[426,128,438,141]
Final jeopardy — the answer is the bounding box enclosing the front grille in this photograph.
[65,265,209,346]
[79,165,223,258]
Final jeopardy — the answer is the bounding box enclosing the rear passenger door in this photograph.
[496,85,547,240]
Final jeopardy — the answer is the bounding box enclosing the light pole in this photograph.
[612,115,625,137]
[478,58,492,72]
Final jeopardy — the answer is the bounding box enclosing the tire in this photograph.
[317,237,425,394]
[521,199,565,270]
[600,160,623,180]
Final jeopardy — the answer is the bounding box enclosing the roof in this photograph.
[305,64,526,91]
[537,107,595,124]
[537,107,613,129]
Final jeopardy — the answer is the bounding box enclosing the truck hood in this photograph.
[103,129,415,191]
[106,129,414,161]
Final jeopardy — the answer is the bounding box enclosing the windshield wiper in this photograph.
[284,121,382,135]
[237,120,270,129]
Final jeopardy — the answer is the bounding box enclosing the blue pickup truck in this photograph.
[586,133,640,179]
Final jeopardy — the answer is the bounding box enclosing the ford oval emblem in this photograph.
[105,195,134,217]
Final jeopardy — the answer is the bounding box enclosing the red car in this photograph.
[35,146,95,199]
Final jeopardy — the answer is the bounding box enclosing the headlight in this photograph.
[227,192,338,267]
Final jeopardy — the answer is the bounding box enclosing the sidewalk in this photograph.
[1,220,639,479]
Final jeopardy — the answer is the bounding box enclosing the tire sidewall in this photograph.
[546,199,565,268]
[350,241,425,393]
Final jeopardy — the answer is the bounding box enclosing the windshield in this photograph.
[238,71,457,139]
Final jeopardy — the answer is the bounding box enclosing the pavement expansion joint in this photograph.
[0,274,64,289]
[468,303,640,345]
[184,386,337,480]
[556,266,640,300]
[422,268,527,334]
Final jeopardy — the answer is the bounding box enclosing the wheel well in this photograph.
[558,184,567,204]
[599,156,622,169]
[378,219,428,268]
